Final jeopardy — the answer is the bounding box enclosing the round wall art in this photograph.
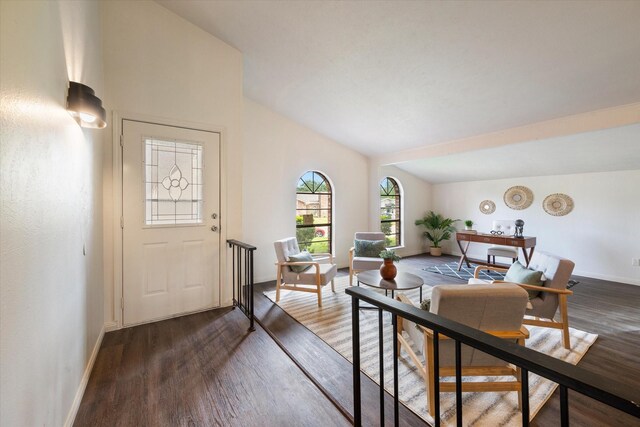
[479,200,496,214]
[543,193,574,216]
[504,186,533,210]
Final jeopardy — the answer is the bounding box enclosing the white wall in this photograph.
[375,165,433,256]
[432,170,640,285]
[243,98,369,282]
[0,1,105,425]
[101,0,244,318]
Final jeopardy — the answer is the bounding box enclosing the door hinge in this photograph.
[120,216,124,229]
[119,134,124,147]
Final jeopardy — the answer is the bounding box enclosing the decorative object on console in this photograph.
[514,219,525,238]
[479,200,496,214]
[543,193,574,216]
[464,220,474,230]
[504,185,533,210]
[379,249,401,280]
[415,211,459,257]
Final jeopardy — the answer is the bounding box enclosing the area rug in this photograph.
[264,276,597,426]
[425,262,580,288]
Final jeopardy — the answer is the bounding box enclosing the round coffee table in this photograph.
[356,270,425,300]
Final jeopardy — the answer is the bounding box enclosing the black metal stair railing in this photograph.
[346,286,640,427]
[227,239,256,331]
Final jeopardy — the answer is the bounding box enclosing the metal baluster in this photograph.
[249,249,255,331]
[244,248,249,316]
[433,331,441,427]
[379,308,385,425]
[392,314,399,427]
[455,340,462,427]
[521,368,529,426]
[560,385,569,427]
[231,243,236,307]
[237,246,242,311]
[352,297,361,427]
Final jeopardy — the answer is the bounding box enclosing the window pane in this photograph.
[296,171,332,252]
[380,176,401,246]
[144,138,203,225]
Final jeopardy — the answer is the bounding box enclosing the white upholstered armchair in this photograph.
[274,237,337,307]
[348,232,386,286]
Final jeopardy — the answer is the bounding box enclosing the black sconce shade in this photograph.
[67,81,107,129]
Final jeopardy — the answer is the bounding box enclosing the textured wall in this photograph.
[0,1,105,425]
[243,98,369,282]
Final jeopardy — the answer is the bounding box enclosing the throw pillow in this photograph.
[354,239,386,257]
[288,251,313,273]
[504,261,543,299]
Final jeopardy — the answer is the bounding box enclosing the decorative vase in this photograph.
[429,247,442,256]
[465,226,473,231]
[380,259,397,280]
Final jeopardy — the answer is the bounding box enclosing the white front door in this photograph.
[122,120,220,326]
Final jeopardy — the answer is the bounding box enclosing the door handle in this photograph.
[211,225,218,232]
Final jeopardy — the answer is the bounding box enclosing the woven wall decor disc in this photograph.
[504,186,533,210]
[479,200,496,214]
[543,193,574,216]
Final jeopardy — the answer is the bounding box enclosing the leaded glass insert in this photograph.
[144,138,203,225]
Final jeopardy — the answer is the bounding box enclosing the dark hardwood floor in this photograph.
[76,254,640,426]
[74,307,350,426]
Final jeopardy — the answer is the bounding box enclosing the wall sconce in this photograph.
[66,81,106,129]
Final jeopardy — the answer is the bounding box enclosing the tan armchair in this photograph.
[471,251,575,349]
[396,284,530,416]
[348,232,385,286]
[274,237,336,307]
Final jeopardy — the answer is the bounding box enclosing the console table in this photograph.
[455,232,537,271]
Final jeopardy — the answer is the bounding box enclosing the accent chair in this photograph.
[274,237,337,307]
[396,283,530,416]
[348,232,386,286]
[470,251,575,349]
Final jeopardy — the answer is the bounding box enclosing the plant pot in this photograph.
[379,259,397,280]
[465,226,473,231]
[429,247,442,257]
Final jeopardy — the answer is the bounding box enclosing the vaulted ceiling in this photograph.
[157,0,640,179]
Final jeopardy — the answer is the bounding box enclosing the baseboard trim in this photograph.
[104,321,118,332]
[63,324,106,427]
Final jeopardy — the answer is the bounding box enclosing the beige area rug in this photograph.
[264,276,598,427]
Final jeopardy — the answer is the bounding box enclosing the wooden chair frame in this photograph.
[396,294,529,415]
[473,265,574,349]
[275,253,335,307]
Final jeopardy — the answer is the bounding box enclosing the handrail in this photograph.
[346,286,640,426]
[227,239,256,331]
[227,239,257,251]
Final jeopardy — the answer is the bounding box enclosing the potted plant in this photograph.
[379,249,401,280]
[415,211,459,256]
[464,220,474,231]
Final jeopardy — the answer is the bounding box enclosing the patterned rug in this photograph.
[425,262,506,281]
[264,276,597,426]
[425,262,580,288]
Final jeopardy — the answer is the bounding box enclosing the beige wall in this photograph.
[0,1,105,425]
[100,0,244,319]
[243,98,369,282]
[432,170,640,285]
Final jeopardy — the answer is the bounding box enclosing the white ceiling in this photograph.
[394,124,640,183]
[157,1,640,157]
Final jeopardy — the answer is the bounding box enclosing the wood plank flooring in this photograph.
[74,307,350,426]
[76,254,640,426]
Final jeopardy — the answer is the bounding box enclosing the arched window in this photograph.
[380,177,401,247]
[296,171,332,253]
